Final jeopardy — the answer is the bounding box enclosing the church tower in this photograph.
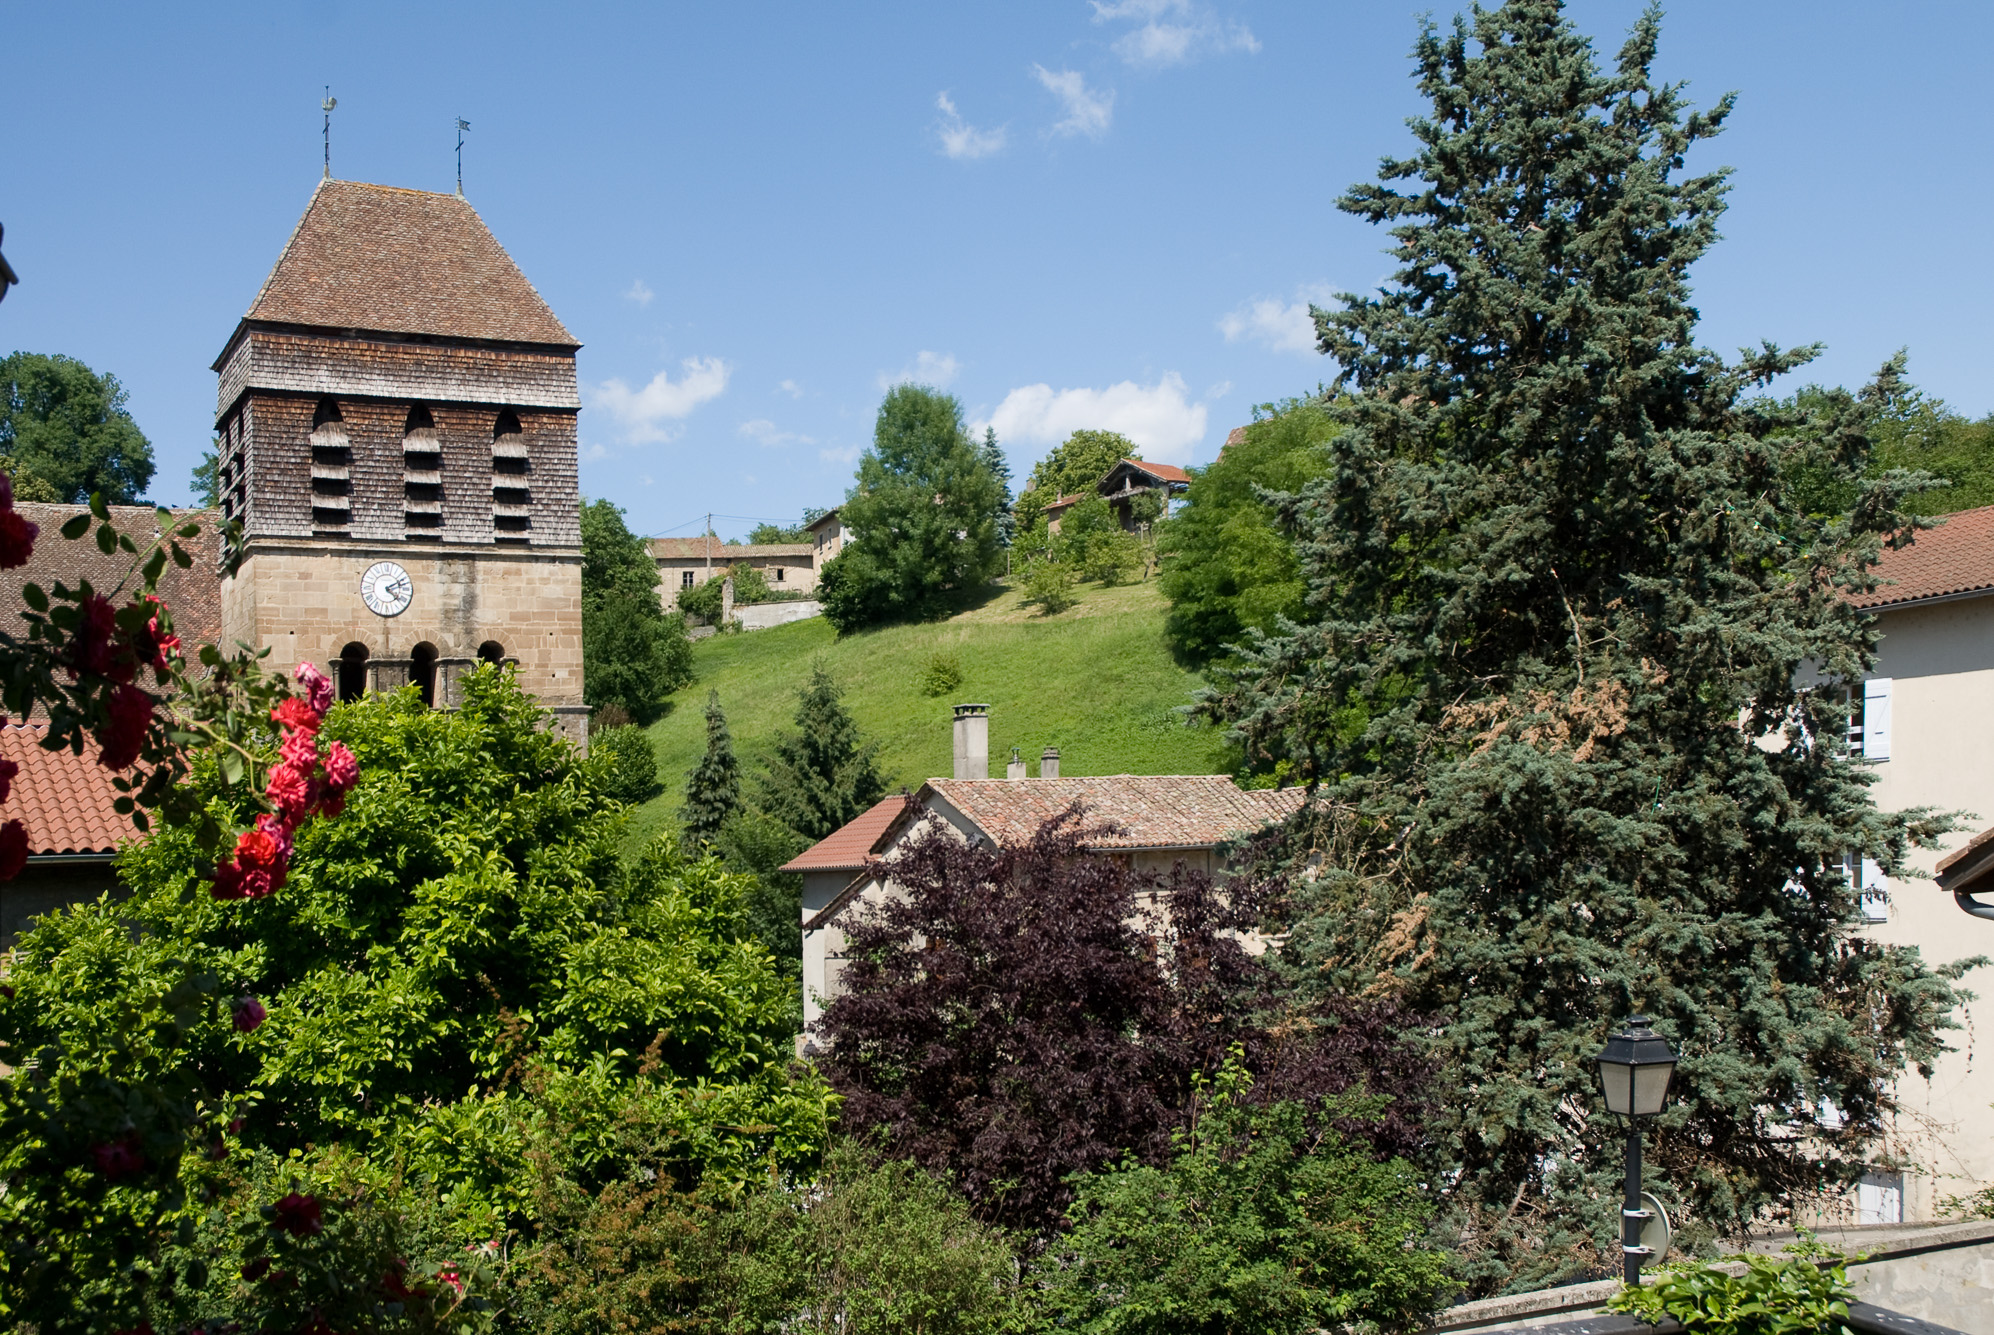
[212,180,588,745]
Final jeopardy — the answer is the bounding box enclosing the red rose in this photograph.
[233,996,267,1032]
[0,820,27,881]
[254,812,294,862]
[323,741,359,793]
[69,594,119,678]
[97,684,154,771]
[234,826,281,871]
[265,762,312,820]
[91,1134,146,1179]
[0,509,37,570]
[211,860,247,900]
[270,697,320,734]
[240,1257,271,1282]
[317,789,346,820]
[0,755,17,804]
[271,1191,323,1237]
[278,725,319,770]
[296,661,335,715]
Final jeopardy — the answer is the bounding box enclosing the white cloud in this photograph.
[589,356,731,442]
[1218,285,1336,356]
[935,92,1007,160]
[1090,0,1258,69]
[738,418,814,447]
[778,378,804,398]
[819,445,862,466]
[976,372,1208,464]
[879,350,962,390]
[584,442,609,461]
[623,279,654,307]
[1032,65,1114,139]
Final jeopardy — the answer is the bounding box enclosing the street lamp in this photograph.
[1595,1015,1678,1286]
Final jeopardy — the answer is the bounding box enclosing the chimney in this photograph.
[1040,745,1060,778]
[952,704,989,780]
[1006,745,1027,780]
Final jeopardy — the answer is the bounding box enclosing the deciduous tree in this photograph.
[580,498,692,723]
[1013,428,1136,533]
[0,351,156,503]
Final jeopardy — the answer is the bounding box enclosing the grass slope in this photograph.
[624,578,1228,849]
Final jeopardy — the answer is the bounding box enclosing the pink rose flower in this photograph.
[271,1191,323,1237]
[323,741,359,792]
[295,661,335,716]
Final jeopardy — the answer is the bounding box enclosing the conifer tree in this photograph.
[1211,0,1975,1290]
[682,689,741,845]
[759,663,887,841]
[982,426,1016,547]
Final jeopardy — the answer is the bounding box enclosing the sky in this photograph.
[5,2,1992,540]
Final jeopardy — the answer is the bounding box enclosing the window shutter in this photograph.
[1863,677,1893,761]
[1860,857,1889,923]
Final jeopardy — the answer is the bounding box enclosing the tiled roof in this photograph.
[921,775,1303,851]
[1223,426,1248,451]
[1849,505,1994,610]
[0,723,131,856]
[240,180,576,348]
[0,505,223,649]
[1044,493,1087,512]
[650,537,813,561]
[780,795,914,872]
[1109,458,1191,486]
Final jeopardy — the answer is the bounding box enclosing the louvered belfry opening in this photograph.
[491,408,530,541]
[309,398,352,535]
[402,404,443,534]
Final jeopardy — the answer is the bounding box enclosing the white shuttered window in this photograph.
[1862,677,1893,761]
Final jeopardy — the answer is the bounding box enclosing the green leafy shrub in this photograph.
[590,723,659,802]
[1038,1054,1452,1335]
[678,572,725,622]
[1605,1240,1861,1335]
[1020,557,1078,614]
[919,648,964,697]
[1059,495,1141,586]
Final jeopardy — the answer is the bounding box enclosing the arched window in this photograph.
[338,642,369,703]
[477,640,505,667]
[311,399,352,534]
[403,404,443,533]
[492,410,530,539]
[410,641,438,708]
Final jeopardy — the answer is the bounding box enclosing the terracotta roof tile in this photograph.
[921,775,1302,851]
[781,795,914,872]
[1850,506,1994,610]
[0,505,222,649]
[0,723,132,856]
[1111,458,1191,486]
[239,180,576,348]
[650,537,813,561]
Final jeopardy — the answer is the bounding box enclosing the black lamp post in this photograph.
[1594,1015,1678,1286]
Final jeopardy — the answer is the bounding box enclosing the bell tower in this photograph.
[212,179,587,745]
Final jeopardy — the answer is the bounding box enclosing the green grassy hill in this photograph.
[623,578,1230,849]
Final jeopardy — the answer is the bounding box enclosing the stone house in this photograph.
[1041,457,1191,534]
[651,535,817,610]
[786,704,1303,1040]
[806,508,846,563]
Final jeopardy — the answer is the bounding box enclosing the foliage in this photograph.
[679,571,726,623]
[191,444,221,508]
[1057,495,1142,586]
[683,689,742,845]
[818,384,1008,632]
[918,648,963,697]
[1019,553,1079,614]
[756,661,887,842]
[0,351,156,503]
[2,674,834,1327]
[1158,399,1338,667]
[580,499,693,725]
[819,811,1435,1236]
[1605,1240,1860,1335]
[591,723,660,803]
[1014,428,1137,534]
[1204,0,1975,1291]
[2,457,62,502]
[687,1141,1026,1335]
[982,426,1015,547]
[713,807,810,976]
[1781,377,1994,521]
[749,508,828,545]
[1041,1053,1452,1335]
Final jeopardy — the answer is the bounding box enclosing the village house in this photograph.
[1832,503,1994,1223]
[651,535,817,610]
[786,703,1303,1041]
[806,508,847,562]
[1042,457,1191,534]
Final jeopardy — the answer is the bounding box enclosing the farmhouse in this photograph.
[651,534,817,610]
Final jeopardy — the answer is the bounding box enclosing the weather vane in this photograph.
[455,117,471,196]
[322,87,337,179]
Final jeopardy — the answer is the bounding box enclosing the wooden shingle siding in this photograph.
[216,329,580,419]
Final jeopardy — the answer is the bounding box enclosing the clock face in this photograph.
[360,561,414,617]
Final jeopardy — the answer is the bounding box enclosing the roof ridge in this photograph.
[242,175,331,320]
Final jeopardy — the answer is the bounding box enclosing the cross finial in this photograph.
[321,88,337,179]
[455,117,471,196]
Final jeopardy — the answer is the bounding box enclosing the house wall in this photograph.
[1859,593,1994,1221]
[656,552,818,610]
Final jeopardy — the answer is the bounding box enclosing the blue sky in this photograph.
[5,2,1991,539]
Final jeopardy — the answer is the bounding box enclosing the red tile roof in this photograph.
[651,537,813,561]
[0,505,223,650]
[1044,493,1087,513]
[780,795,915,873]
[1849,505,1994,610]
[1115,458,1191,485]
[0,723,132,856]
[921,775,1303,851]
[238,180,577,348]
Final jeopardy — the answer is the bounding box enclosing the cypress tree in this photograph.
[759,662,887,841]
[682,689,741,845]
[982,425,1016,547]
[1212,0,1975,1290]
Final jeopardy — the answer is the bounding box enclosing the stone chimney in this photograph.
[1040,745,1060,778]
[1006,745,1027,780]
[952,704,989,779]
